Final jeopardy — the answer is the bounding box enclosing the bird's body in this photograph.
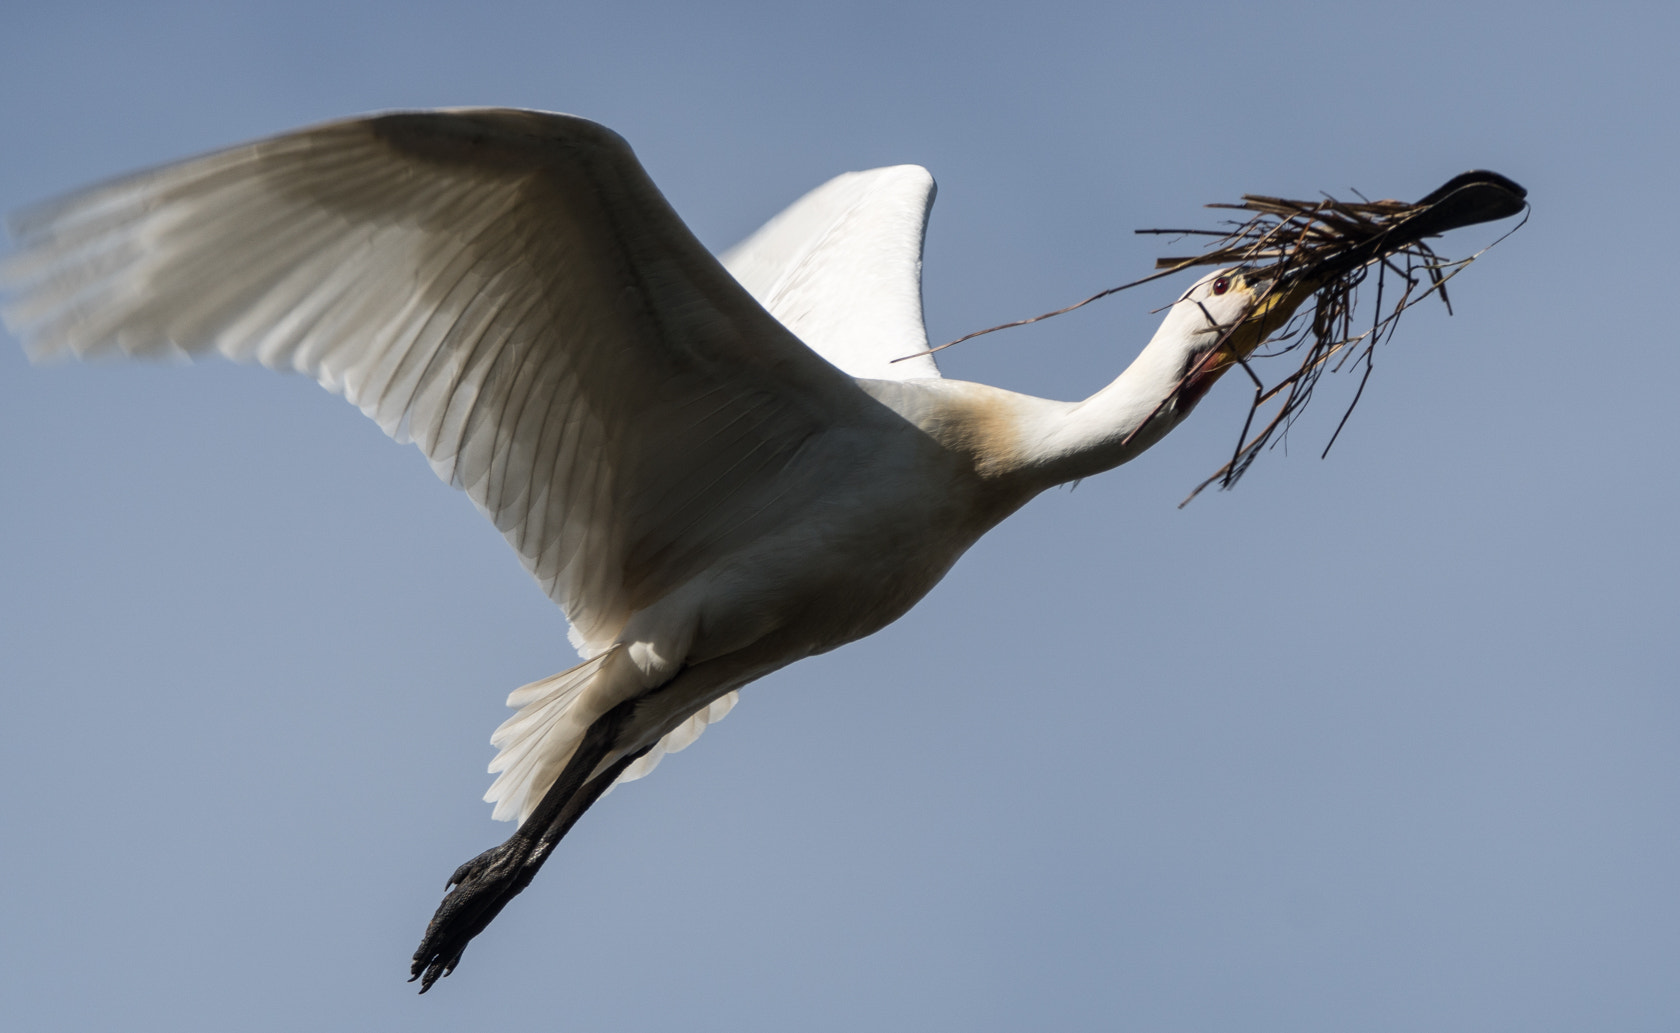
[1,107,1362,987]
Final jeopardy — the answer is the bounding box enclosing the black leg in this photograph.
[409,697,648,992]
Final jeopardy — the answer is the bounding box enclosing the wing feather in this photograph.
[720,164,940,381]
[4,108,875,657]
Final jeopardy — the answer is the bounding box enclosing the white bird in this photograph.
[1,108,1424,989]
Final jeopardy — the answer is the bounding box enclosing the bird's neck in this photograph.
[866,332,1211,495]
[1013,336,1206,485]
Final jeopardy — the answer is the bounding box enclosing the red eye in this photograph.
[1211,276,1231,296]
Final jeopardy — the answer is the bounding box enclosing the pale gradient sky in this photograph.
[3,2,1677,1031]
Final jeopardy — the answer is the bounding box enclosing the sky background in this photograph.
[2,2,1676,1030]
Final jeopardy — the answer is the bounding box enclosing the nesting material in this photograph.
[1145,170,1526,503]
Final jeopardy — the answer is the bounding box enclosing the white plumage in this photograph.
[2,107,1312,986]
[718,163,940,381]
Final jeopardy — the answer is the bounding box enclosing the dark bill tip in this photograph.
[1401,170,1528,240]
[1417,170,1527,207]
[1264,170,1527,291]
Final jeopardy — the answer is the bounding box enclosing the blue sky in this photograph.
[3,2,1677,1030]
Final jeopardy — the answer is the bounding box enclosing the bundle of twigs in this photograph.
[1149,172,1532,507]
[1149,172,1526,504]
[905,170,1526,505]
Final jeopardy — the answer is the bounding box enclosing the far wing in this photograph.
[5,109,876,658]
[720,165,941,381]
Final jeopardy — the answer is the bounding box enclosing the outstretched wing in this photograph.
[721,164,940,381]
[3,108,875,657]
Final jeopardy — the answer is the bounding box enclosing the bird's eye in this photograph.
[1211,276,1231,296]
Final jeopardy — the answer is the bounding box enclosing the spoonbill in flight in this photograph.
[1,108,1525,990]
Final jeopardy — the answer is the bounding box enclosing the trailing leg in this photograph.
[409,697,648,992]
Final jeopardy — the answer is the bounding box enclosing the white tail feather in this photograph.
[485,653,610,824]
[485,650,740,824]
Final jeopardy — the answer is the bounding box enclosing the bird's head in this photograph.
[1159,265,1320,408]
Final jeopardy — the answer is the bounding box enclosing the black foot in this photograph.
[410,836,548,992]
[407,697,654,993]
